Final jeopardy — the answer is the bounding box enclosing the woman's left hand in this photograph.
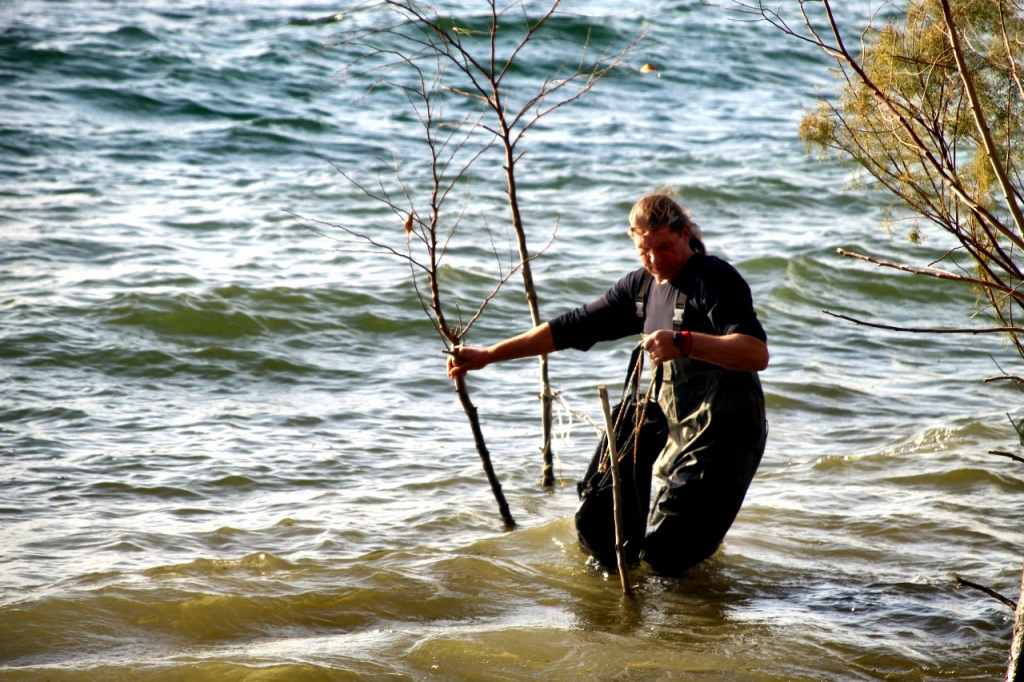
[642,330,680,365]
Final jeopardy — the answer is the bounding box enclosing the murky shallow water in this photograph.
[1,1,1022,679]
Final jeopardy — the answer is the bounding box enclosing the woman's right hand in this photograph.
[446,346,490,379]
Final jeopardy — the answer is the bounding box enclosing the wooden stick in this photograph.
[598,385,633,597]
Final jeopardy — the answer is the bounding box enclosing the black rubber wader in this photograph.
[641,356,767,575]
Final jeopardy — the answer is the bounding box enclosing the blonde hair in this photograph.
[628,193,705,255]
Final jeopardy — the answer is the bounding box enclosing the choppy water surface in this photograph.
[2,1,1023,679]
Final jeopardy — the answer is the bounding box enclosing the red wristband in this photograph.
[674,331,692,357]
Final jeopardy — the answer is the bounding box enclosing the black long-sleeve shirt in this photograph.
[548,254,766,352]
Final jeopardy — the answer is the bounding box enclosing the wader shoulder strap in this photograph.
[634,270,687,332]
[672,291,687,331]
[635,271,654,319]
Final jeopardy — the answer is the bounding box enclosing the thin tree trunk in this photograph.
[1007,558,1024,681]
[454,375,516,528]
[501,141,554,486]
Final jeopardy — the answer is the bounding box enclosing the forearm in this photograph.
[644,330,769,372]
[690,333,769,372]
[447,323,556,378]
[485,322,556,363]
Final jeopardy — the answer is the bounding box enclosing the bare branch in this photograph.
[406,243,448,345]
[287,211,430,272]
[989,450,1024,465]
[460,219,559,335]
[722,1,842,52]
[823,310,1024,335]
[837,248,1024,304]
[955,574,1018,610]
[984,375,1024,385]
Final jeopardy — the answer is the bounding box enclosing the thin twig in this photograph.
[837,249,1024,304]
[988,450,1024,465]
[955,574,1018,610]
[824,310,1024,334]
[288,211,430,272]
[984,376,1024,385]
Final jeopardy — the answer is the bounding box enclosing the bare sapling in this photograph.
[324,0,644,487]
[297,2,640,524]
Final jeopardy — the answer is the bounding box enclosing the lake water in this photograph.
[2,1,1022,680]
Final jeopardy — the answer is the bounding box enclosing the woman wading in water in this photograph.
[448,193,768,575]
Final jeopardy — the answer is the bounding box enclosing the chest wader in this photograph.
[637,284,768,576]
